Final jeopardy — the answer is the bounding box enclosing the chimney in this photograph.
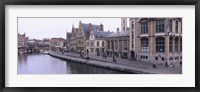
[117,28,120,32]
[100,23,104,31]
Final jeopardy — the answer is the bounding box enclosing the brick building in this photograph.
[134,18,182,64]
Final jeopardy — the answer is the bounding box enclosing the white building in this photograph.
[86,28,112,56]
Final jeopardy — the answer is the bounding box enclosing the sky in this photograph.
[18,18,127,40]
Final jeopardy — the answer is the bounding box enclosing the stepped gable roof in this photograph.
[107,30,130,37]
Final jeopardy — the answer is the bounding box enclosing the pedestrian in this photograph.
[113,56,116,62]
[173,63,175,68]
[152,61,157,69]
[165,61,168,68]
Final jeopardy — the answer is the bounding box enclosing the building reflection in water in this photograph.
[66,61,131,74]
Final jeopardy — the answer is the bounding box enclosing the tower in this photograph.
[121,18,127,31]
[129,18,136,59]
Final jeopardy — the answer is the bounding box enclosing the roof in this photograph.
[81,23,101,39]
[93,30,113,38]
[107,30,130,37]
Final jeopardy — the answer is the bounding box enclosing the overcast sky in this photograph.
[18,18,127,40]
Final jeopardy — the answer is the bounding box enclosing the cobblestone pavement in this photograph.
[52,51,182,74]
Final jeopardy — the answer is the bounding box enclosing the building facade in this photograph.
[67,21,105,53]
[86,28,112,56]
[69,27,78,52]
[134,18,182,64]
[49,38,66,51]
[18,33,28,49]
[106,28,130,59]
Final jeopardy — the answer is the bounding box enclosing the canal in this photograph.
[18,53,130,74]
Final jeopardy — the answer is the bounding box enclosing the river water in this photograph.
[18,53,129,74]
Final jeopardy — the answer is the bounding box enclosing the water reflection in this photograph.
[18,53,130,74]
[66,61,128,74]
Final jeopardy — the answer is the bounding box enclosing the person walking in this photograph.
[165,58,168,68]
[152,61,157,69]
[165,61,168,68]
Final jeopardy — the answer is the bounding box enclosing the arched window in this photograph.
[180,38,182,52]
[169,19,172,32]
[102,41,104,46]
[97,41,99,47]
[176,21,178,33]
[141,22,148,34]
[169,37,173,52]
[156,19,165,33]
[141,37,149,52]
[156,37,165,52]
[175,37,179,52]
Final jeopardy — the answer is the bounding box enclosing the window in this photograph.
[97,41,99,47]
[156,19,165,33]
[170,57,173,61]
[132,34,134,39]
[155,57,158,60]
[91,42,94,46]
[156,37,165,52]
[169,37,173,52]
[180,38,182,52]
[176,21,178,33]
[131,21,134,29]
[119,40,122,50]
[111,41,114,49]
[107,41,110,49]
[169,19,172,32]
[102,41,104,46]
[115,40,118,50]
[141,22,148,34]
[175,57,179,60]
[124,40,127,50]
[162,57,164,61]
[102,48,104,53]
[87,42,89,46]
[175,37,179,52]
[141,38,149,52]
[181,22,182,33]
[91,48,94,53]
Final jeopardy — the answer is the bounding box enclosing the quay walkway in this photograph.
[49,51,182,74]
